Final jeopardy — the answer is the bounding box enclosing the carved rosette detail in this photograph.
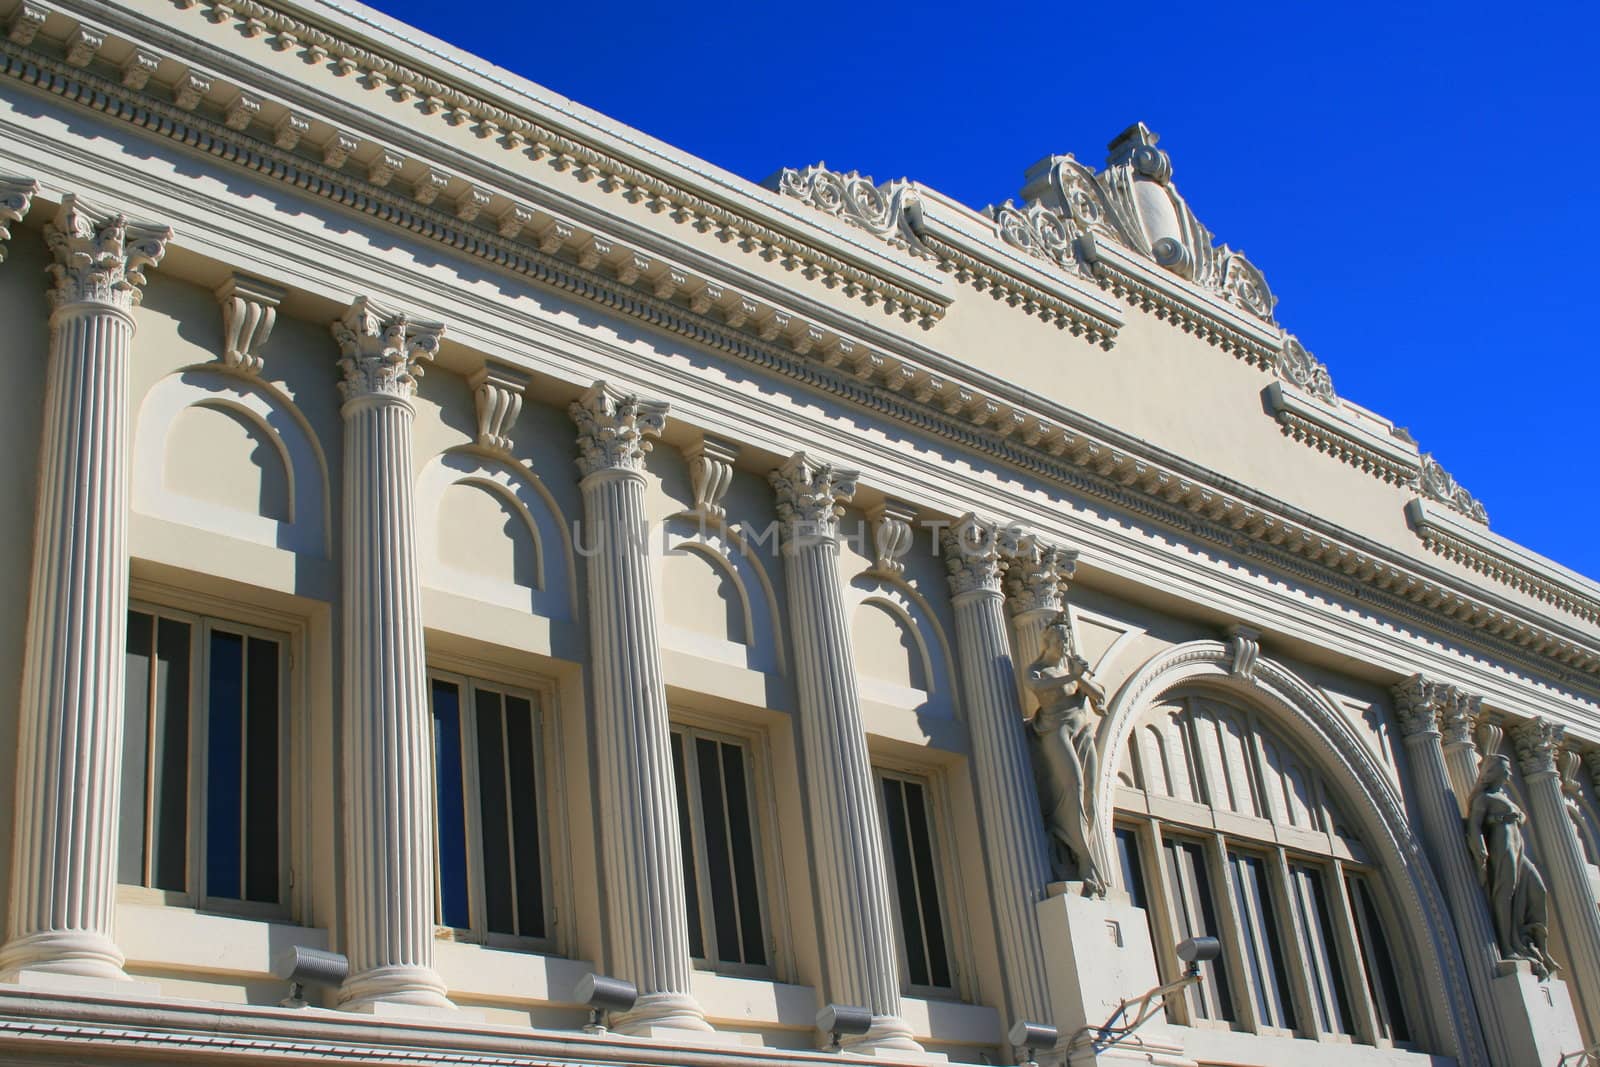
[683,436,739,519]
[1391,674,1446,737]
[942,513,1008,597]
[0,176,38,263]
[469,363,529,453]
[1512,717,1565,778]
[1418,453,1489,526]
[331,297,443,403]
[569,381,668,478]
[1003,534,1078,617]
[44,196,172,313]
[769,452,857,544]
[215,273,285,375]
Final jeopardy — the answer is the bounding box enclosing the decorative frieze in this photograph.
[468,362,529,453]
[570,382,667,478]
[766,163,923,255]
[331,297,443,403]
[214,272,284,375]
[0,176,36,262]
[44,196,172,312]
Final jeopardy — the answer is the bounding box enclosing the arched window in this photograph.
[1113,687,1414,1049]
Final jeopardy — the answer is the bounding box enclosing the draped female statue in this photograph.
[1466,753,1557,977]
[1024,612,1108,896]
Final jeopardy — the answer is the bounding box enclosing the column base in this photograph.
[613,991,712,1035]
[338,964,456,1017]
[1490,961,1585,1067]
[0,929,128,984]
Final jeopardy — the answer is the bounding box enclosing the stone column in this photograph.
[1512,718,1600,1040]
[0,198,170,983]
[572,382,709,1035]
[331,297,453,1012]
[1390,676,1510,1067]
[771,452,919,1053]
[943,514,1054,1035]
[1440,689,1485,818]
[1003,534,1078,714]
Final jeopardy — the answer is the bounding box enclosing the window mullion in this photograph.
[714,742,745,964]
[1270,848,1320,1037]
[237,637,250,900]
[141,615,161,889]
[1327,858,1379,1045]
[459,683,487,941]
[1212,841,1261,1034]
[683,730,717,963]
[500,707,518,937]
[1143,820,1192,1025]
[190,622,209,907]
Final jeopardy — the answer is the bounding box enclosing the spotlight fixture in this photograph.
[272,946,349,1009]
[575,972,638,1034]
[816,1003,873,1052]
[1007,1020,1058,1067]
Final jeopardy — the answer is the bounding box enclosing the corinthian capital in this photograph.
[1390,674,1446,737]
[1003,533,1078,617]
[942,513,1008,597]
[1511,717,1565,778]
[1439,688,1485,748]
[331,296,443,403]
[45,195,172,312]
[570,381,668,477]
[769,452,857,543]
[0,177,37,263]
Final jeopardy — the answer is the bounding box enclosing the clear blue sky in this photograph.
[370,0,1600,580]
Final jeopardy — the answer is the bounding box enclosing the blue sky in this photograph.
[369,0,1600,579]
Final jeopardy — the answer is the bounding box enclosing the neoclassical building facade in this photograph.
[0,2,1597,1066]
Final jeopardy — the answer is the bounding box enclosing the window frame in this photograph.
[871,762,968,1001]
[426,665,559,954]
[670,720,775,979]
[119,595,296,921]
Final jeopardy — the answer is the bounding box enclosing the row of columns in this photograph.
[0,188,1077,1048]
[1394,674,1600,1064]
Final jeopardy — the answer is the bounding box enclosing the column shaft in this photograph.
[573,383,707,1033]
[773,454,917,1053]
[2,199,168,982]
[333,298,451,1011]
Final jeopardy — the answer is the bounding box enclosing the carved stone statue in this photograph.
[1466,753,1557,977]
[1024,612,1108,897]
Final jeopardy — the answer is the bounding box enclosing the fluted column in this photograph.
[943,515,1054,1035]
[1440,690,1486,818]
[332,298,453,1012]
[771,453,919,1053]
[1513,718,1600,1040]
[1,198,170,983]
[1003,535,1077,715]
[1391,677,1510,1066]
[573,382,709,1034]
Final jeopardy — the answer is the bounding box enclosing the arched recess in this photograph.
[132,368,329,556]
[1095,641,1485,1067]
[415,449,575,620]
[845,578,954,719]
[655,516,784,674]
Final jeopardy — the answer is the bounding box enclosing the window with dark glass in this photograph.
[670,726,767,971]
[118,607,284,908]
[1289,862,1353,1036]
[877,770,953,991]
[1228,850,1296,1031]
[1347,873,1411,1044]
[429,675,548,943]
[1162,837,1233,1022]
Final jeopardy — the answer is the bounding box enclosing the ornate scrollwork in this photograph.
[1276,335,1337,403]
[45,196,172,312]
[985,199,1084,276]
[767,164,923,254]
[1418,454,1489,525]
[570,381,668,477]
[331,296,444,403]
[769,451,857,543]
[1218,249,1277,321]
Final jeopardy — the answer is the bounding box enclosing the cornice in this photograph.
[1264,381,1421,486]
[5,8,1598,690]
[1407,498,1600,627]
